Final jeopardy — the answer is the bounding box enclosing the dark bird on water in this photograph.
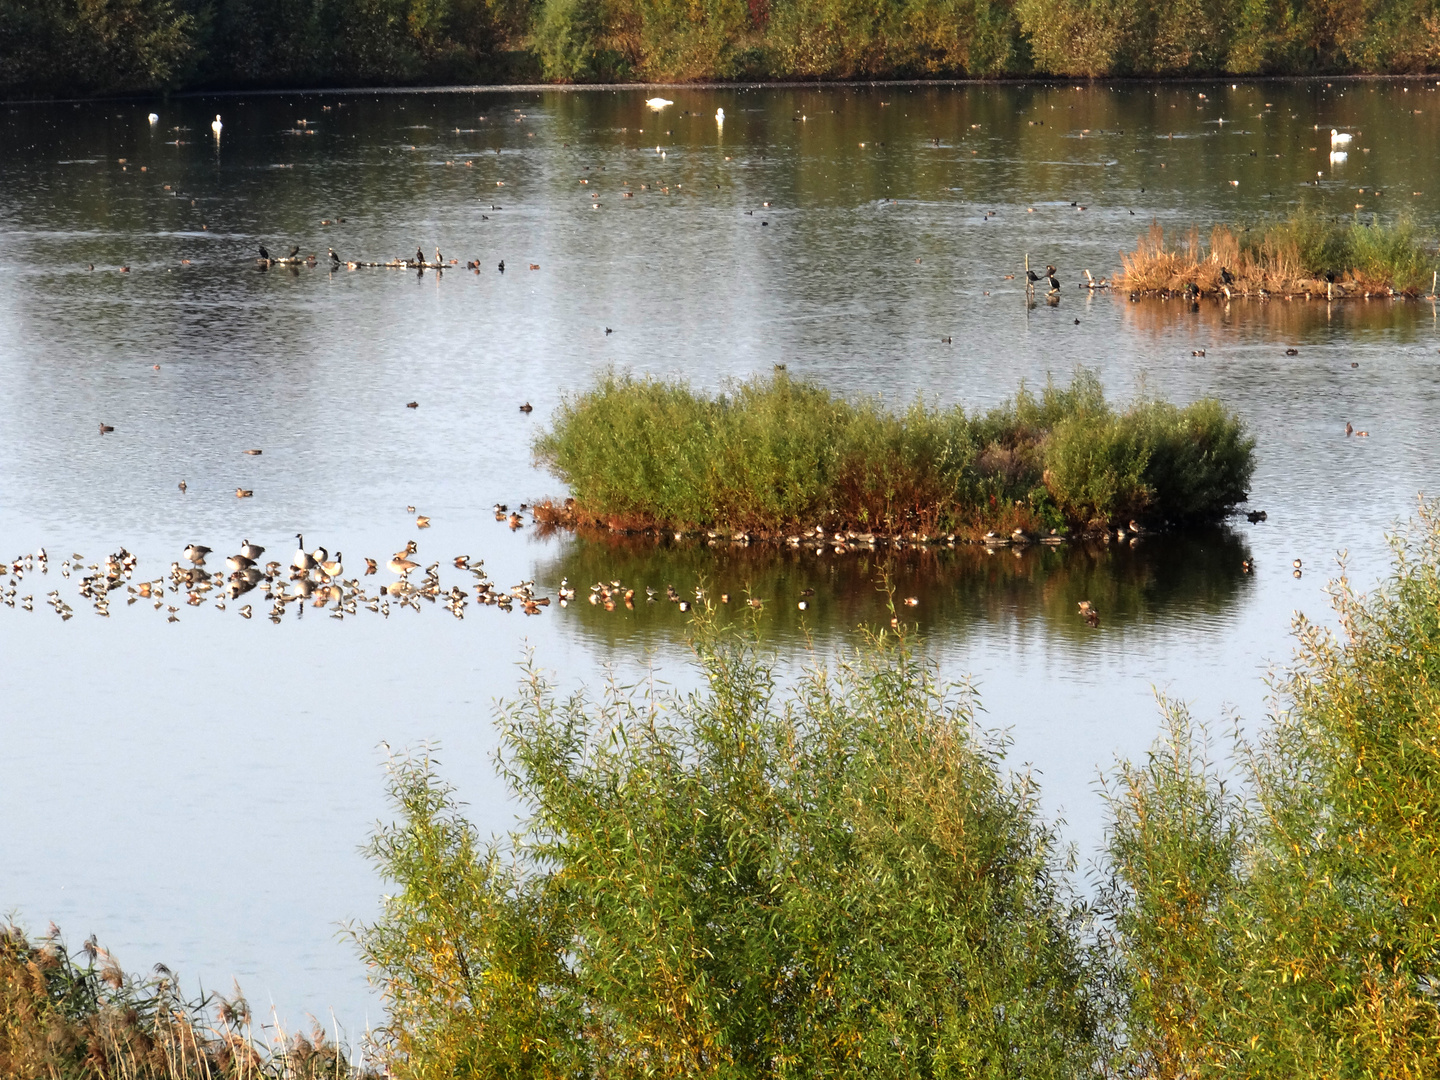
[1246,510,1268,522]
[498,260,505,273]
[259,245,271,261]
[1025,268,1041,287]
[519,402,533,413]
[1285,348,1299,356]
[99,423,114,434]
[406,401,419,409]
[328,247,339,267]
[1346,421,1353,436]
[415,247,425,265]
[288,245,300,260]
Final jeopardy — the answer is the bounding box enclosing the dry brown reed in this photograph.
[1,921,375,1080]
[1117,218,1437,298]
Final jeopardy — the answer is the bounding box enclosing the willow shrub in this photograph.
[1102,498,1440,1078]
[358,617,1105,1079]
[532,369,1253,534]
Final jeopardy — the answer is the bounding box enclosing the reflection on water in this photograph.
[539,529,1253,650]
[1122,293,1440,344]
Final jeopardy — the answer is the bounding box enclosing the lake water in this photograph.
[3,80,1439,1044]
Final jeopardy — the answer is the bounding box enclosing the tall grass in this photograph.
[532,369,1254,537]
[0,923,370,1079]
[1118,213,1440,297]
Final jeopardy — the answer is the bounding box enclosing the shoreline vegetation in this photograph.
[6,0,1440,101]
[9,501,1440,1075]
[0,923,375,1078]
[1119,213,1440,300]
[531,369,1255,541]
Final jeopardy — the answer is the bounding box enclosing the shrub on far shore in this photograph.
[532,369,1254,537]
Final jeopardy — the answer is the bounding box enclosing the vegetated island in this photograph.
[1118,212,1440,300]
[531,369,1255,543]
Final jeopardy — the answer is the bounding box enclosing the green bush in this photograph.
[1102,498,1440,1078]
[533,369,1253,535]
[358,617,1104,1079]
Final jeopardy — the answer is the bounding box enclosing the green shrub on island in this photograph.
[532,369,1254,537]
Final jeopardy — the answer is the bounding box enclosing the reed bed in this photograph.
[1118,214,1440,298]
[0,922,373,1079]
[532,369,1254,539]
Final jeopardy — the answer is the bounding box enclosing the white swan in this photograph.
[1330,129,1352,145]
[645,97,673,110]
[716,108,725,123]
[148,113,159,124]
[211,114,223,136]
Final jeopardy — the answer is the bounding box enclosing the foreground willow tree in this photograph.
[1102,498,1440,1078]
[358,616,1104,1079]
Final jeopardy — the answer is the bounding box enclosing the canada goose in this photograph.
[211,115,222,135]
[389,555,420,576]
[320,552,343,579]
[184,544,211,563]
[227,554,255,573]
[292,535,318,572]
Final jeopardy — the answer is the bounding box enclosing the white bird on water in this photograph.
[645,97,673,110]
[716,108,725,124]
[148,112,159,124]
[1330,128,1352,145]
[212,114,223,136]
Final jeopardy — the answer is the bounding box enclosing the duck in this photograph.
[364,558,377,575]
[519,402,533,413]
[235,488,253,498]
[99,423,114,434]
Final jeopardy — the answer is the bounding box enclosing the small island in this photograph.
[532,370,1255,543]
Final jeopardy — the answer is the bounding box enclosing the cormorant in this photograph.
[498,260,505,273]
[259,244,271,261]
[1045,265,1059,292]
[1220,267,1235,286]
[416,247,425,265]
[1025,268,1041,288]
[328,247,340,267]
[288,245,300,260]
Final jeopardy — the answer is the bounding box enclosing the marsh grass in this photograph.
[532,369,1254,537]
[1118,213,1440,297]
[0,922,371,1079]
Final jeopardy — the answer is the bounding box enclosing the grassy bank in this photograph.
[531,369,1255,539]
[1118,214,1440,298]
[356,499,1440,1078]
[0,924,372,1079]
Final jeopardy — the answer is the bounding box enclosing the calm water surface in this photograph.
[3,80,1440,1039]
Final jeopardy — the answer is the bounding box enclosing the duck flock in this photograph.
[1,527,552,623]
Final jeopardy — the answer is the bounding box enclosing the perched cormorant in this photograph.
[1045,265,1060,292]
[1025,268,1041,287]
[498,259,505,273]
[328,247,340,267]
[259,245,271,261]
[1220,267,1235,286]
[416,247,425,265]
[288,245,300,260]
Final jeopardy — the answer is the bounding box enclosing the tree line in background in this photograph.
[2,0,1440,97]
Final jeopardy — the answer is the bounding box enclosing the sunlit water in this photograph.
[3,80,1440,1040]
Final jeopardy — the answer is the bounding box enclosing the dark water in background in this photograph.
[3,80,1440,1040]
